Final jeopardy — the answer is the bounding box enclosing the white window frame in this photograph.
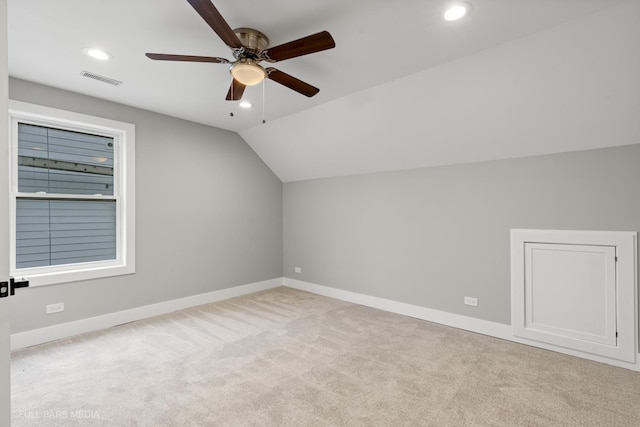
[8,100,135,287]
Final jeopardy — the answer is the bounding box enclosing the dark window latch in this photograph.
[7,277,30,296]
[0,282,8,298]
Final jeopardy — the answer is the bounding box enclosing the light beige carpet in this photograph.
[11,287,640,426]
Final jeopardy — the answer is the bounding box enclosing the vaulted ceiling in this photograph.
[9,0,640,181]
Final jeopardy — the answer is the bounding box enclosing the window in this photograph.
[9,101,135,286]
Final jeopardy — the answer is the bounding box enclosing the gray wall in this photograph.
[8,80,640,336]
[9,78,283,333]
[284,145,640,325]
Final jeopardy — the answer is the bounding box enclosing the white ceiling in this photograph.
[8,0,639,182]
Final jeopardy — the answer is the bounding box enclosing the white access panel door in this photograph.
[524,243,617,347]
[511,229,637,364]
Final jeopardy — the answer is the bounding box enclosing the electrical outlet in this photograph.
[294,267,302,274]
[464,296,478,307]
[46,303,65,314]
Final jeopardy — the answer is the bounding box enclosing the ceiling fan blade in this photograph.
[186,0,243,49]
[263,31,335,62]
[146,53,230,63]
[225,79,246,101]
[266,68,319,97]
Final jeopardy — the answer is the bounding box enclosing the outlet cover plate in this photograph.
[46,303,65,314]
[464,296,478,307]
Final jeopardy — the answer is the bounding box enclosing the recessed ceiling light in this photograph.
[444,2,472,21]
[83,48,112,61]
[239,101,253,109]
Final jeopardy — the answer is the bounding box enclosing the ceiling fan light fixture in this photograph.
[230,60,266,86]
[444,2,472,21]
[239,101,253,108]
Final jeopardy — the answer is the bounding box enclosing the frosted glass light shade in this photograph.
[231,62,266,86]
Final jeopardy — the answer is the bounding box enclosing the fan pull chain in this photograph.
[230,81,234,117]
[262,79,266,124]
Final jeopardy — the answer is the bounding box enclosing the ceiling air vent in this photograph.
[80,70,123,87]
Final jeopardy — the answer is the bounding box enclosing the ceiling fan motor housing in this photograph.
[233,28,269,58]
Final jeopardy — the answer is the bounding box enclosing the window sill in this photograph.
[12,262,135,288]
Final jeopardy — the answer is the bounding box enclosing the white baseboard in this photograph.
[284,277,509,337]
[284,277,640,372]
[10,278,283,351]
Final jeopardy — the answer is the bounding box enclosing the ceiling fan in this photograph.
[146,0,336,101]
